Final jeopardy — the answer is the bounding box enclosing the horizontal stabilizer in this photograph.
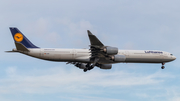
[5,51,18,52]
[5,48,18,52]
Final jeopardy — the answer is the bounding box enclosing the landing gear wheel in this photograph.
[84,68,88,72]
[88,65,94,70]
[161,66,165,69]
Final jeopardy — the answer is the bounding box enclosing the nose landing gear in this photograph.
[161,63,165,69]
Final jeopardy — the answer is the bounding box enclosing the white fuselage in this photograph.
[21,48,176,64]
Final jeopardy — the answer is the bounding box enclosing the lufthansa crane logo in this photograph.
[14,33,23,42]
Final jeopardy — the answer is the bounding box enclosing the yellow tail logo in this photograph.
[14,33,23,42]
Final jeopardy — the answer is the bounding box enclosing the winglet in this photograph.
[87,30,104,47]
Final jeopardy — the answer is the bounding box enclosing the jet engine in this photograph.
[111,55,126,62]
[103,46,118,55]
[100,64,112,69]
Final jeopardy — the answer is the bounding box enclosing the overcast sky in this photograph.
[0,0,180,101]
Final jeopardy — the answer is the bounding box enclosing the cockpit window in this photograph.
[170,54,173,56]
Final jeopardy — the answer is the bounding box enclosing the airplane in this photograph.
[7,27,176,72]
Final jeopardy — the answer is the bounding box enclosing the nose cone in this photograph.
[173,56,176,60]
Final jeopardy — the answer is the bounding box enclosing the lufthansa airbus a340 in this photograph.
[7,27,176,72]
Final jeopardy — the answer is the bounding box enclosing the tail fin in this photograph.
[9,27,39,51]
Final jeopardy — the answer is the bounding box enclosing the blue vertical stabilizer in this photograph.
[9,27,39,48]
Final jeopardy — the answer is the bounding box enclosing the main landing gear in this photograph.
[161,63,165,69]
[83,65,94,72]
[84,58,99,72]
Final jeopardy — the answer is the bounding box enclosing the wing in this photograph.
[87,30,110,64]
[87,30,121,61]
[67,31,122,72]
[88,30,104,47]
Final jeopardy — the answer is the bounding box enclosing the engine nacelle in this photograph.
[111,55,126,62]
[103,46,118,55]
[100,64,112,69]
[76,63,86,69]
